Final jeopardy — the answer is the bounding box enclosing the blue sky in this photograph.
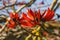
[20,0,60,13]
[0,0,60,15]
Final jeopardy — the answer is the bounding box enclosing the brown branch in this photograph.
[0,21,8,33]
[50,0,58,11]
[0,1,30,10]
[16,0,36,13]
[54,2,60,11]
[0,15,8,22]
[40,21,60,37]
[0,0,17,10]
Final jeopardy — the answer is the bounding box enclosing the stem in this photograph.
[40,22,60,37]
[50,0,58,11]
[0,21,8,33]
[16,5,26,13]
[0,0,17,10]
[54,2,60,12]
[11,6,16,13]
[16,0,36,13]
[40,23,51,34]
[11,0,17,13]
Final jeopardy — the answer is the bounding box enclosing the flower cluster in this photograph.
[20,8,54,28]
[6,8,55,28]
[6,12,20,28]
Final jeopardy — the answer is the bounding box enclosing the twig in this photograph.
[54,2,60,12]
[0,0,17,10]
[40,22,60,37]
[0,15,8,22]
[0,21,8,33]
[16,0,36,13]
[50,0,58,10]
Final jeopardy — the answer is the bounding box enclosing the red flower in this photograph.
[7,12,20,28]
[42,8,55,21]
[8,8,54,28]
[20,9,41,28]
[9,12,19,20]
[7,19,16,28]
[20,8,54,28]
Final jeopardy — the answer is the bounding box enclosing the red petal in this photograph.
[46,11,54,21]
[21,21,35,28]
[45,12,51,21]
[30,9,35,17]
[26,21,35,27]
[7,24,15,28]
[8,19,16,27]
[42,8,51,21]
[22,13,32,21]
[42,10,46,16]
[27,9,35,20]
[15,13,19,20]
[9,12,15,18]
[9,19,15,24]
[36,9,41,22]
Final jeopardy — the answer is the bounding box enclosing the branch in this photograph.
[16,0,36,13]
[0,15,8,22]
[50,0,58,11]
[40,22,60,37]
[0,21,8,33]
[0,0,17,10]
[54,2,60,12]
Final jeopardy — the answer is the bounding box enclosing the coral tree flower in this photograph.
[10,12,19,20]
[7,19,16,28]
[20,9,41,28]
[7,12,20,28]
[20,8,54,28]
[42,8,55,21]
